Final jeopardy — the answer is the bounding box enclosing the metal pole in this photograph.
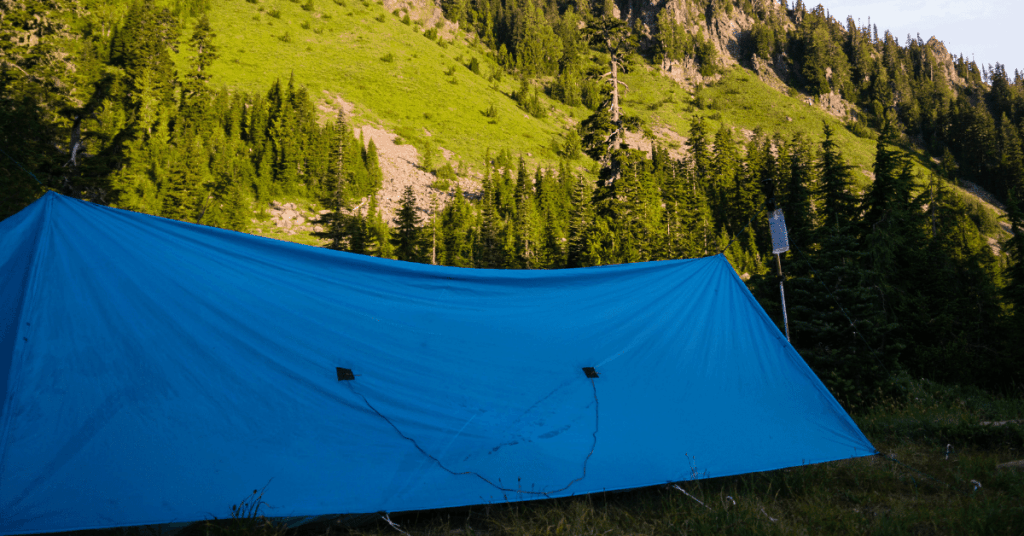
[776,253,790,342]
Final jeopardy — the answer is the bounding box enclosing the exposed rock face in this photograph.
[621,1,965,119]
[751,53,787,93]
[622,0,792,71]
[925,37,967,90]
[356,125,480,226]
[382,0,458,39]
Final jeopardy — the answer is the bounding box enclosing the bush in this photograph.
[401,13,411,25]
[845,120,877,140]
[380,52,395,62]
[423,27,437,39]
[561,129,582,160]
[267,8,281,18]
[301,0,314,10]
[482,104,498,119]
[469,57,480,74]
[513,78,547,119]
[375,13,385,22]
[436,162,457,182]
[965,197,1001,235]
[277,31,293,43]
[300,21,311,29]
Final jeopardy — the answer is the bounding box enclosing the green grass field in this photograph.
[190,0,588,176]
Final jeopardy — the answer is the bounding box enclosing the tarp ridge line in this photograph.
[347,379,599,497]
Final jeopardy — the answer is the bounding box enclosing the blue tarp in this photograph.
[0,192,875,534]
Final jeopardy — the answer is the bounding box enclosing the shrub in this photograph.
[561,129,582,160]
[423,27,437,39]
[380,52,395,62]
[845,120,876,140]
[301,0,314,11]
[267,8,281,18]
[469,57,480,74]
[444,65,456,76]
[300,21,311,29]
[482,104,498,118]
[375,13,386,22]
[278,31,293,43]
[401,13,411,25]
[436,162,457,182]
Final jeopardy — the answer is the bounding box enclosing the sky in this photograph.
[813,0,1023,78]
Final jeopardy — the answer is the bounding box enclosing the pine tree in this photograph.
[566,175,593,267]
[687,116,714,188]
[426,193,442,265]
[709,125,739,228]
[863,114,912,229]
[1004,193,1024,320]
[393,185,422,261]
[365,139,384,191]
[180,15,218,129]
[362,194,394,258]
[785,133,816,249]
[441,187,475,267]
[817,123,858,229]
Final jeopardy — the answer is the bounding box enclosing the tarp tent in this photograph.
[0,192,876,535]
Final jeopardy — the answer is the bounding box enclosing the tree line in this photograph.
[2,0,1023,405]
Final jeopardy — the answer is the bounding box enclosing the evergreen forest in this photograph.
[3,0,1024,413]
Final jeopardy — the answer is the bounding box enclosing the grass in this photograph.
[620,66,886,194]
[190,0,586,175]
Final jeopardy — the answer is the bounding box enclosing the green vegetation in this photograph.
[198,0,577,169]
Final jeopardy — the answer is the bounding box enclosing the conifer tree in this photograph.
[180,15,218,129]
[362,194,394,258]
[393,186,422,262]
[863,115,913,229]
[566,175,594,267]
[111,1,180,105]
[1004,193,1024,321]
[326,111,351,250]
[475,172,504,268]
[441,187,475,267]
[584,11,636,169]
[687,117,714,187]
[817,123,858,229]
[785,133,816,248]
[365,140,384,191]
[709,125,739,227]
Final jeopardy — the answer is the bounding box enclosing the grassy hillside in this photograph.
[176,0,905,189]
[190,0,585,175]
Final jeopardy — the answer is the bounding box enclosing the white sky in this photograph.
[813,0,1023,78]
